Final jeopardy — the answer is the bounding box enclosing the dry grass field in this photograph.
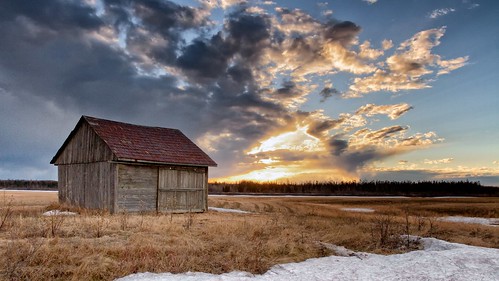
[0,190,497,280]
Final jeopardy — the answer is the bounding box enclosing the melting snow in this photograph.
[438,216,499,226]
[340,208,375,213]
[116,237,499,281]
[42,210,77,216]
[208,207,251,214]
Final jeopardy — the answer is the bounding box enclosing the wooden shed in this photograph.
[50,116,217,213]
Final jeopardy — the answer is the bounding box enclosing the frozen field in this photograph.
[117,237,499,281]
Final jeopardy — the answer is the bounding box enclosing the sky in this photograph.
[1,0,498,185]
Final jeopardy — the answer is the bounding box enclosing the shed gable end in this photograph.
[52,121,115,165]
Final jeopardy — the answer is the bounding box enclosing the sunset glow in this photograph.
[248,126,324,155]
[1,1,498,186]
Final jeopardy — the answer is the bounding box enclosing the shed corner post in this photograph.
[113,163,119,214]
[156,166,160,213]
[205,167,209,212]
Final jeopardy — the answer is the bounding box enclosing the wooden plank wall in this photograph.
[59,160,208,213]
[158,166,206,212]
[57,162,115,211]
[116,164,157,212]
[53,122,115,165]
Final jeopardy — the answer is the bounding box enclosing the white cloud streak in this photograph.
[429,8,456,19]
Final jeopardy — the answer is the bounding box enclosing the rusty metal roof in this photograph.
[52,116,217,167]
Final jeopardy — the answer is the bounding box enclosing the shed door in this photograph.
[158,167,205,212]
[116,164,158,212]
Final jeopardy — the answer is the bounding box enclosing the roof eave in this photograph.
[115,158,217,167]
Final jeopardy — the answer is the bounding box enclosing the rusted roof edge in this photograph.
[114,158,217,167]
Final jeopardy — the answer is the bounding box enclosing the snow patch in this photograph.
[116,237,499,281]
[208,207,251,214]
[340,207,375,213]
[316,242,369,259]
[42,210,77,216]
[1,189,57,193]
[438,216,499,226]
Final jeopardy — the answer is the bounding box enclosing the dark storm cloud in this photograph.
[104,0,206,30]
[328,137,349,156]
[134,0,203,29]
[323,20,361,46]
[176,33,232,81]
[104,0,211,66]
[307,118,344,138]
[176,7,272,80]
[329,143,395,174]
[0,0,103,32]
[363,125,407,140]
[275,81,303,98]
[0,0,219,179]
[319,86,341,102]
[227,64,253,84]
[0,0,215,118]
[225,10,272,60]
[339,149,391,173]
[176,9,271,82]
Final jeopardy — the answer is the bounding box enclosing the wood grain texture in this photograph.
[53,122,115,165]
[57,162,115,211]
[158,166,206,212]
[116,164,158,212]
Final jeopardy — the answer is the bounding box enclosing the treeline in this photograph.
[0,180,57,190]
[209,180,499,197]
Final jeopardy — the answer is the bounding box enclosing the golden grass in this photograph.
[0,191,497,280]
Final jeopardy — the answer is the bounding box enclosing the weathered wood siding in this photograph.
[58,162,115,211]
[116,164,158,212]
[158,166,206,212]
[53,122,115,165]
[53,119,211,213]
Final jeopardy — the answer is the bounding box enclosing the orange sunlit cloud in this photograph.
[248,125,324,155]
[211,107,441,183]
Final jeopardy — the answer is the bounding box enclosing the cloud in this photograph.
[359,41,384,60]
[468,3,480,9]
[424,158,454,165]
[0,1,284,179]
[235,100,441,179]
[355,103,413,120]
[351,126,408,145]
[363,0,378,4]
[436,56,469,75]
[348,70,430,96]
[382,39,393,50]
[218,0,247,10]
[260,10,377,81]
[319,83,341,102]
[0,1,469,182]
[347,27,468,96]
[306,116,344,138]
[260,81,313,109]
[322,10,333,17]
[428,8,456,19]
